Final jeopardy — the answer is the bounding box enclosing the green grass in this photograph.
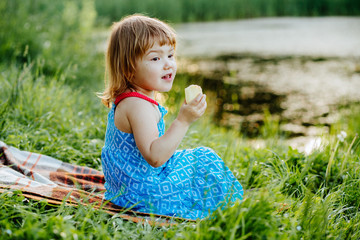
[0,190,168,239]
[1,61,360,239]
[0,63,106,169]
[1,1,360,239]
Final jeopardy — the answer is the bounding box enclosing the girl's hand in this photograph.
[176,93,207,125]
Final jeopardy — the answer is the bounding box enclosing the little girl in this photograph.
[100,14,243,220]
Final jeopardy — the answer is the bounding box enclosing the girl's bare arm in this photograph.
[127,94,206,167]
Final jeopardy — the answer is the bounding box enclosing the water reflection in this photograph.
[180,72,286,137]
[178,54,360,140]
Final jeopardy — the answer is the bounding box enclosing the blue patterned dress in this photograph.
[101,92,243,220]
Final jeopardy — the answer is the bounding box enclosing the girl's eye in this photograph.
[168,54,174,59]
[151,57,160,61]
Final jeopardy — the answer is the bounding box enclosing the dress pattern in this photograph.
[101,92,243,220]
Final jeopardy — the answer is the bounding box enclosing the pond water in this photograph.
[173,17,360,153]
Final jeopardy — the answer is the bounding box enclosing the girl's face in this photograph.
[132,42,177,97]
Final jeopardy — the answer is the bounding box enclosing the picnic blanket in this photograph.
[0,141,191,226]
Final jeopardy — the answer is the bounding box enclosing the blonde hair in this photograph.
[99,14,177,107]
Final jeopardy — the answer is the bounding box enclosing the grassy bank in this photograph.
[95,0,360,23]
[1,62,360,239]
[0,0,102,88]
[1,0,360,239]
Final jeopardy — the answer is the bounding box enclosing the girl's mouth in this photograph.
[162,73,172,80]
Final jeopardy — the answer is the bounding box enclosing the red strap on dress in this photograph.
[114,92,159,106]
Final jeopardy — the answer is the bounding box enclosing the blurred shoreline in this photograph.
[175,17,360,58]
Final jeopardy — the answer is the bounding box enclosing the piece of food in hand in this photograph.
[185,85,202,103]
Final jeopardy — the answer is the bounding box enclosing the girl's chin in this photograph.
[159,84,173,92]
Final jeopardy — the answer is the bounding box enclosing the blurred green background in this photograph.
[2,0,360,76]
[96,0,360,23]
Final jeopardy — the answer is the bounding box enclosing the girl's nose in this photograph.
[164,58,174,69]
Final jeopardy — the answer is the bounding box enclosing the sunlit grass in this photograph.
[0,63,106,168]
[1,61,360,239]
